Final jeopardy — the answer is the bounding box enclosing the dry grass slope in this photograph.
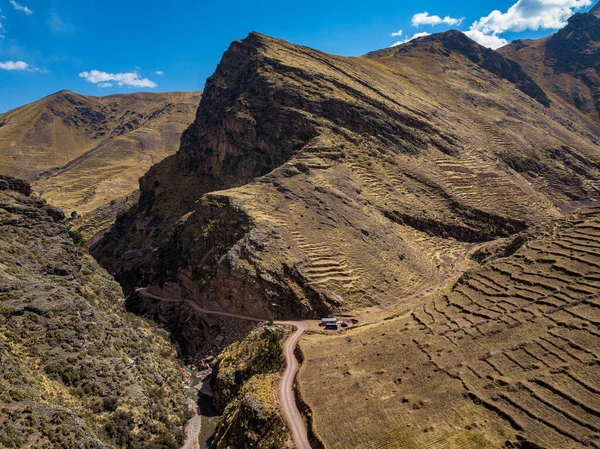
[299,207,600,449]
[0,90,200,239]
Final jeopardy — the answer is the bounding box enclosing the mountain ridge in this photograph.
[500,8,600,126]
[94,27,600,322]
[367,29,551,106]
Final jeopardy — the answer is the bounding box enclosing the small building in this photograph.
[325,323,338,330]
[321,317,337,325]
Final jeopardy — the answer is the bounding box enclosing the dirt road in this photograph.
[278,320,311,449]
[136,289,312,449]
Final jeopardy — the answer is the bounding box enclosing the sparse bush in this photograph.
[102,396,119,412]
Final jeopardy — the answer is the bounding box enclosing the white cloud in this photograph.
[391,31,432,47]
[464,29,509,49]
[412,12,464,27]
[9,0,33,15]
[99,83,114,88]
[155,70,164,75]
[467,0,592,49]
[0,60,29,70]
[79,70,158,88]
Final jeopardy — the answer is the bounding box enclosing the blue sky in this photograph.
[0,0,596,113]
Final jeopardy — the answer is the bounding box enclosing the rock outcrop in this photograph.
[210,325,290,449]
[0,174,31,196]
[501,6,600,123]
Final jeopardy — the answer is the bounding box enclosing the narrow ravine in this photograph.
[137,289,313,449]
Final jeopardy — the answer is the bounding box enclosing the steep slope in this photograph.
[300,206,600,449]
[0,91,200,238]
[94,31,600,321]
[500,7,600,129]
[0,178,190,448]
[370,30,550,107]
[210,325,291,448]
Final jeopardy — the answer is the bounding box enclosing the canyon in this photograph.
[3,3,600,448]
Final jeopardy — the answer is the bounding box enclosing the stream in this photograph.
[184,368,220,449]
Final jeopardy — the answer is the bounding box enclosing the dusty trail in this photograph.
[136,289,312,449]
[182,398,201,449]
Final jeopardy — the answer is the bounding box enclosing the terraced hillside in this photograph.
[95,27,600,320]
[299,207,600,449]
[0,90,200,239]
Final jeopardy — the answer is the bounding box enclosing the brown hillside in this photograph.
[94,31,600,322]
[300,207,600,448]
[0,91,200,235]
[500,9,600,128]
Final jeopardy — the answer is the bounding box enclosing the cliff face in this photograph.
[94,31,600,320]
[179,34,318,183]
[209,325,290,449]
[0,182,189,448]
[546,13,600,113]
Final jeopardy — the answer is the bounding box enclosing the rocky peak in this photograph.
[404,29,486,60]
[177,32,319,187]
[591,1,600,18]
[546,12,600,71]
[371,30,550,106]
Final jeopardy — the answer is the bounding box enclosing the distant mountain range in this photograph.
[0,90,200,239]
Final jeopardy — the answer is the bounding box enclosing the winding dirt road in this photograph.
[278,320,311,449]
[136,289,312,449]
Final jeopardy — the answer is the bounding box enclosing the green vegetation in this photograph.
[212,325,285,409]
[210,325,290,448]
[0,189,189,448]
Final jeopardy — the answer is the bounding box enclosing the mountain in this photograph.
[90,7,600,448]
[500,10,600,127]
[0,90,201,239]
[94,31,600,317]
[0,177,189,448]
